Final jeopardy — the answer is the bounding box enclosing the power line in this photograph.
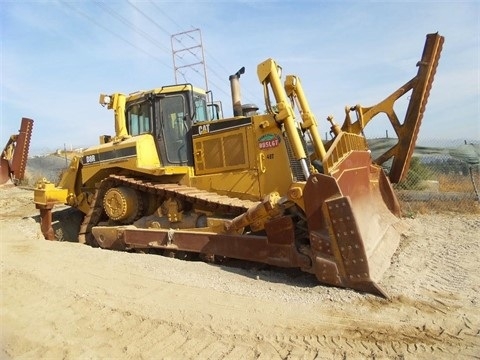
[59,1,172,71]
[94,1,171,54]
[148,1,183,32]
[126,1,171,37]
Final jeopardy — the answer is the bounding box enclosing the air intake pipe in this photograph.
[229,67,245,117]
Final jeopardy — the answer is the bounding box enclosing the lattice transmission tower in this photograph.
[171,28,209,91]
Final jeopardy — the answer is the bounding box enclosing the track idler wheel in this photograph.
[103,186,141,223]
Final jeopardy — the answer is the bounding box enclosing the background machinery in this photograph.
[34,33,444,297]
[1,118,33,185]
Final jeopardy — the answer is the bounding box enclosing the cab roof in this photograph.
[126,83,206,102]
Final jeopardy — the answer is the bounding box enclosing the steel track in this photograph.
[78,174,261,246]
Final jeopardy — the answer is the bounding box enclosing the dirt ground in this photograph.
[0,185,479,359]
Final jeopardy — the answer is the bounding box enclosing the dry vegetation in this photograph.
[438,173,478,193]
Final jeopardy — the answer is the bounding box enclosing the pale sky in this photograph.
[1,1,479,155]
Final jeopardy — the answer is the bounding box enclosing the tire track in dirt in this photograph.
[381,215,480,358]
[2,245,477,359]
[6,263,470,360]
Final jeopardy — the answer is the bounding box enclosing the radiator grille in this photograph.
[194,129,248,175]
[224,133,246,167]
[203,138,223,169]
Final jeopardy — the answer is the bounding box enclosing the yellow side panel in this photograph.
[135,135,161,169]
[191,114,295,200]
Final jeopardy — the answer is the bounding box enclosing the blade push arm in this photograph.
[284,75,326,162]
[257,59,311,179]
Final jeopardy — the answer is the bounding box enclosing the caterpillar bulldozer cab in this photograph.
[34,33,444,297]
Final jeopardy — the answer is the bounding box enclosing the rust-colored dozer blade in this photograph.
[305,142,403,297]
[1,118,34,185]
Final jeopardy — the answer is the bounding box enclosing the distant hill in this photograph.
[26,154,70,184]
[367,138,480,166]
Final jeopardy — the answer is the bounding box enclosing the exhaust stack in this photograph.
[229,67,245,117]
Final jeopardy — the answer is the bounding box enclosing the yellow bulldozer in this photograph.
[34,33,444,297]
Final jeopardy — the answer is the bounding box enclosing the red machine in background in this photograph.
[1,118,34,185]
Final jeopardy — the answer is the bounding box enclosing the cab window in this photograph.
[193,93,208,122]
[127,102,152,136]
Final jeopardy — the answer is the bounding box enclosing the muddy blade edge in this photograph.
[304,151,402,297]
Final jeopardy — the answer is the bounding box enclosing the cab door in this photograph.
[155,94,191,166]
